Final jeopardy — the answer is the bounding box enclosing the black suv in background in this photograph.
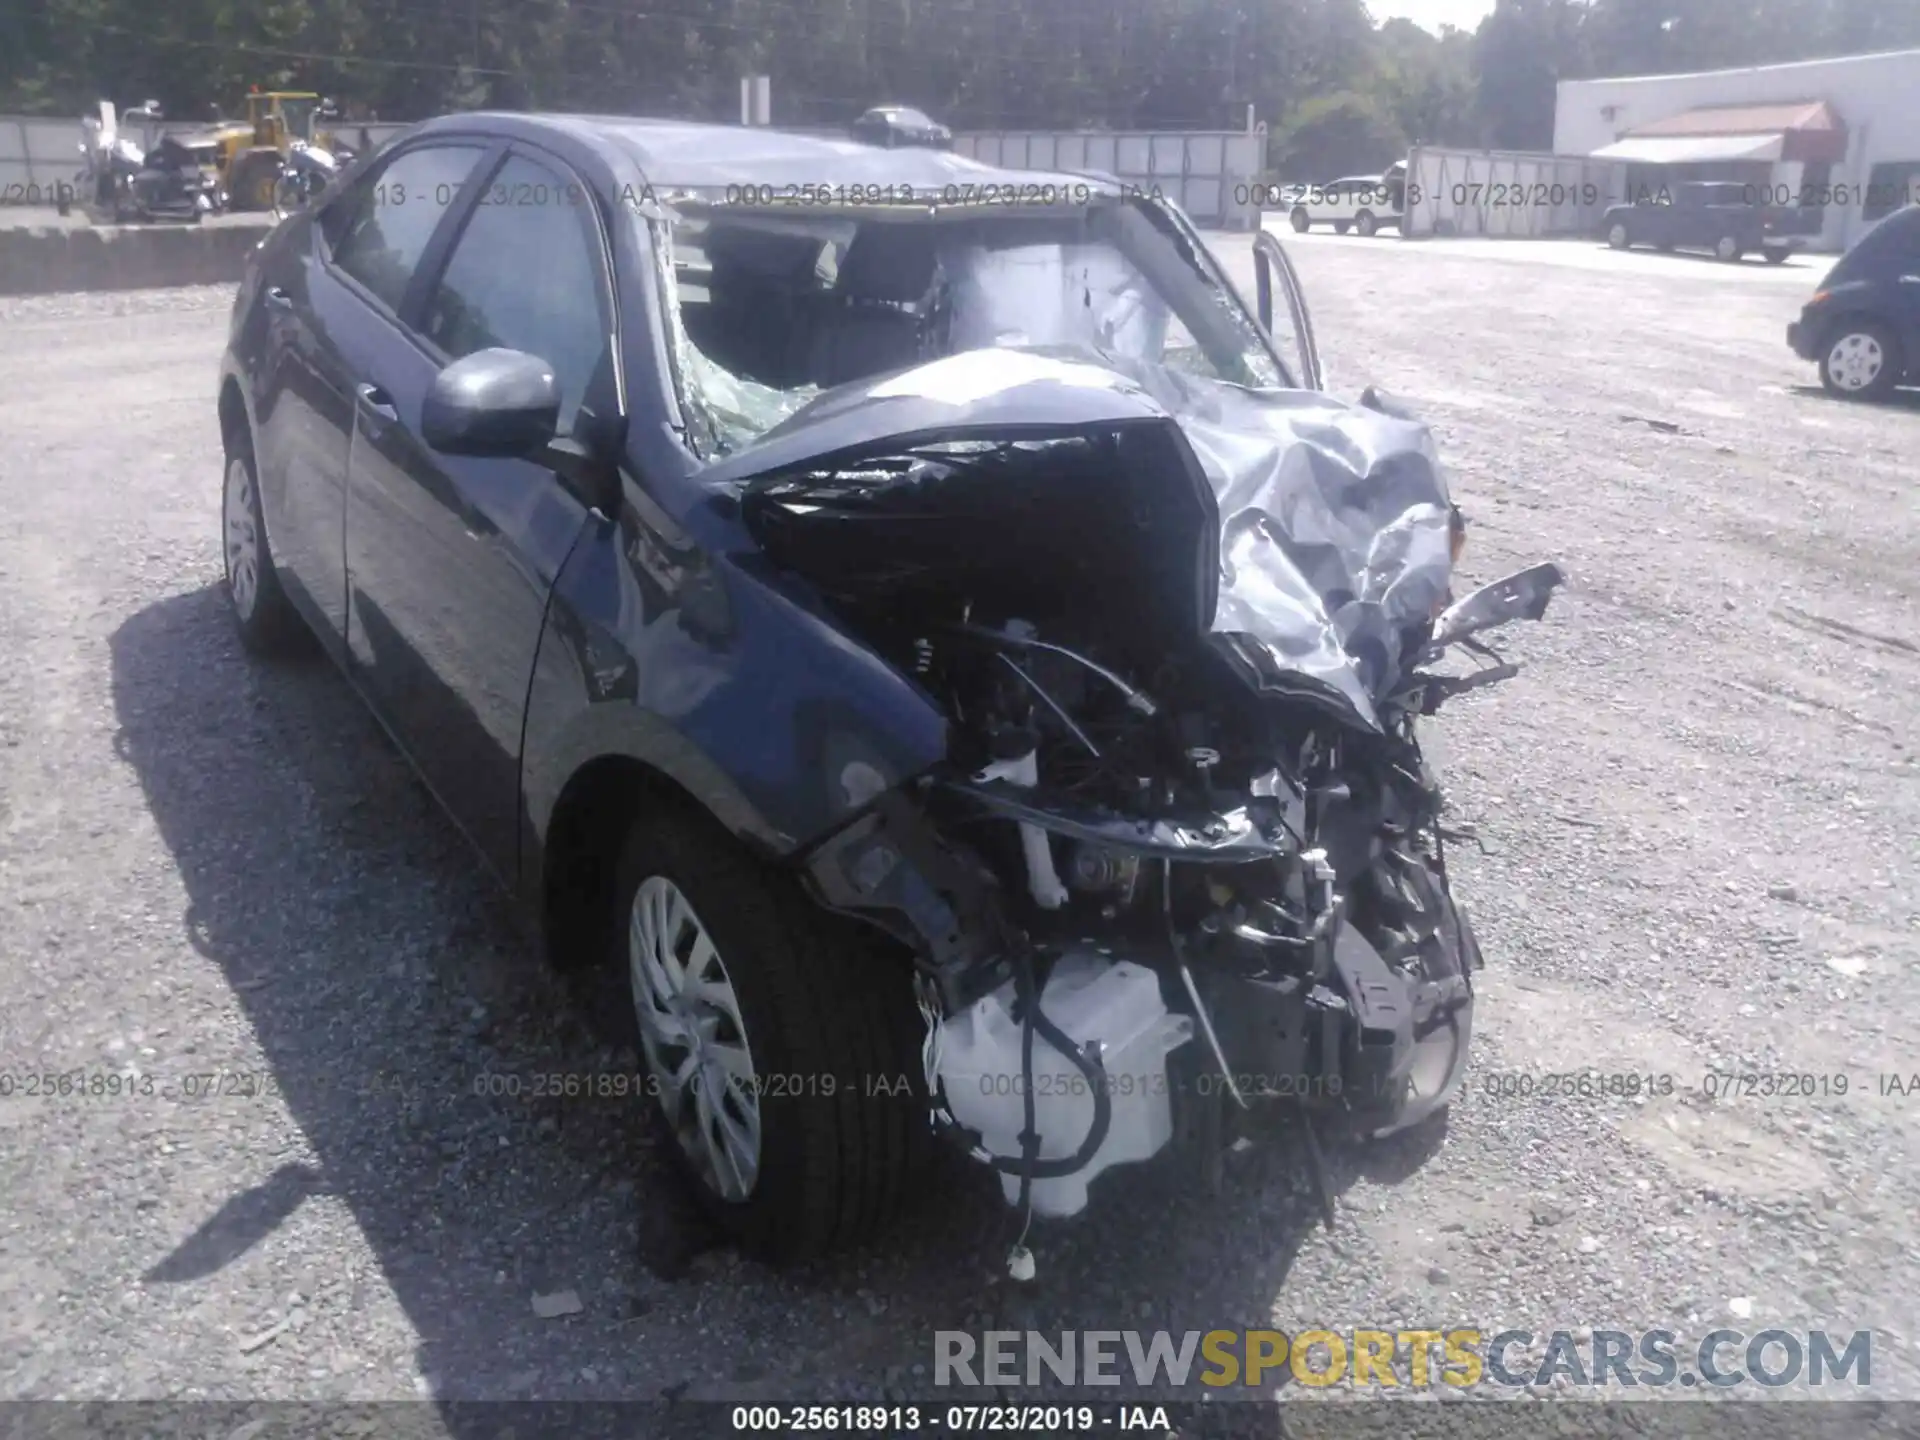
[1601,179,1813,264]
[1789,203,1920,400]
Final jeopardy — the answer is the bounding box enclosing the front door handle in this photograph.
[356,383,399,421]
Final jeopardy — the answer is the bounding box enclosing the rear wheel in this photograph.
[1714,234,1742,262]
[1289,207,1311,233]
[616,808,932,1264]
[1763,244,1790,265]
[222,434,307,656]
[1354,209,1378,237]
[1606,222,1629,249]
[1819,320,1902,402]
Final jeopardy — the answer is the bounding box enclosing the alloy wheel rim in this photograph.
[628,875,761,1201]
[1717,237,1737,259]
[1608,224,1626,247]
[1828,334,1883,391]
[224,456,260,620]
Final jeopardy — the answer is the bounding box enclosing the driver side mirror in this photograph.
[1251,231,1324,391]
[423,348,560,457]
[422,348,623,516]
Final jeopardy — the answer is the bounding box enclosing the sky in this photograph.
[1367,0,1499,35]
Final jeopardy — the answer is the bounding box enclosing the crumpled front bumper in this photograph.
[1195,895,1480,1139]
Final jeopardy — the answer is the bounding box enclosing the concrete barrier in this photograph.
[0,217,276,296]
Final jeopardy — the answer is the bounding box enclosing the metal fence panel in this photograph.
[0,116,89,200]
[1404,144,1628,240]
[1115,136,1152,175]
[952,128,1263,229]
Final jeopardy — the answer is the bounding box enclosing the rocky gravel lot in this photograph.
[1,234,1917,1429]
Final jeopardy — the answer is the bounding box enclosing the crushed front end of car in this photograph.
[659,189,1563,1250]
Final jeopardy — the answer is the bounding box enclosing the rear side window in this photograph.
[420,152,612,432]
[326,144,488,313]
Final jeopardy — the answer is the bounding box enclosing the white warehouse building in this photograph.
[1554,47,1920,252]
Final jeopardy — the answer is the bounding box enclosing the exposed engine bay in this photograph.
[718,339,1567,1241]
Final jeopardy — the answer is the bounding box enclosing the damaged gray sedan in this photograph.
[217,112,1563,1266]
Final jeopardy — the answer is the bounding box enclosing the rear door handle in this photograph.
[264,285,293,310]
[356,383,398,421]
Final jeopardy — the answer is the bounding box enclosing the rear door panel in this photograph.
[251,224,360,657]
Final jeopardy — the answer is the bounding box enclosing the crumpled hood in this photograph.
[705,347,1455,732]
[1115,357,1455,731]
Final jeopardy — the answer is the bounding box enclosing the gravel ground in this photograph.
[1,232,1917,1424]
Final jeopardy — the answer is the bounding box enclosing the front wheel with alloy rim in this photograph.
[616,808,932,1263]
[1289,207,1311,233]
[1819,320,1902,401]
[1606,222,1629,249]
[222,441,307,655]
[1714,234,1742,262]
[1354,209,1377,237]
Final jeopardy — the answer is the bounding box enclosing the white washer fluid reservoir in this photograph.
[933,951,1194,1217]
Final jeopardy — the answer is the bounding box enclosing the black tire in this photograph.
[614,807,933,1264]
[1332,220,1351,234]
[1714,234,1743,263]
[1605,221,1630,250]
[228,151,279,213]
[221,430,308,656]
[1763,245,1790,265]
[1289,207,1310,233]
[1354,209,1377,237]
[1818,319,1903,402]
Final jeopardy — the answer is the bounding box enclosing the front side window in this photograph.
[326,144,487,313]
[421,152,612,432]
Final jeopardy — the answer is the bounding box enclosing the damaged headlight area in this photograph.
[766,422,1487,1233]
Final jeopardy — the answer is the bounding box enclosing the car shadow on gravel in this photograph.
[1785,382,1920,411]
[110,582,1434,1415]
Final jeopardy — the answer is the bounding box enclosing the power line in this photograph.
[82,22,516,75]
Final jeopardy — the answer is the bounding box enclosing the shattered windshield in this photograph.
[644,198,1283,454]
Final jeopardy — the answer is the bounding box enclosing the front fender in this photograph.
[519,487,950,871]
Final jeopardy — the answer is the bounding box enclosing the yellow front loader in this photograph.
[216,90,337,211]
